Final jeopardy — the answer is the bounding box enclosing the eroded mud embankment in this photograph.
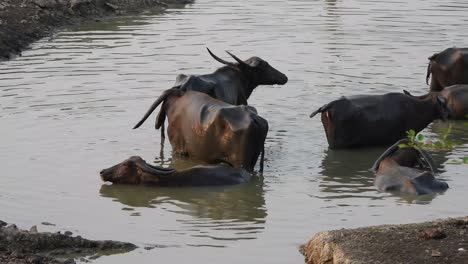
[301,216,468,264]
[0,0,193,60]
[0,220,136,264]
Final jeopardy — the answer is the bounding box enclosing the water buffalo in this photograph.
[405,85,468,120]
[100,156,251,186]
[133,48,287,133]
[310,92,451,148]
[426,47,468,92]
[139,89,268,172]
[370,140,448,195]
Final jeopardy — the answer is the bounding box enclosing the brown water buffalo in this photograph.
[405,85,468,120]
[310,92,451,149]
[370,140,448,195]
[426,47,468,92]
[138,89,268,172]
[133,48,287,133]
[100,156,251,186]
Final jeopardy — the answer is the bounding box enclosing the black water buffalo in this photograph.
[426,47,468,92]
[310,92,451,148]
[405,85,468,120]
[371,140,448,195]
[133,48,287,132]
[100,156,251,186]
[138,89,268,172]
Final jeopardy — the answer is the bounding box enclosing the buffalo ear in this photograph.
[436,95,447,105]
[436,95,451,121]
[428,52,439,61]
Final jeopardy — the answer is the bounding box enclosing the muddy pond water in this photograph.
[1,0,468,263]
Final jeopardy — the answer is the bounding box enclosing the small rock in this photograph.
[33,0,58,9]
[418,228,447,240]
[30,225,38,233]
[431,249,442,257]
[0,220,7,227]
[7,224,18,230]
[41,222,56,226]
[459,248,466,252]
[64,231,73,236]
[105,2,119,10]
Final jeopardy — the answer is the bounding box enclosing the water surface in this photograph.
[1,0,468,263]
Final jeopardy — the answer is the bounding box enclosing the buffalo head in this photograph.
[371,139,448,195]
[100,156,171,184]
[427,48,468,92]
[403,90,451,121]
[207,48,288,86]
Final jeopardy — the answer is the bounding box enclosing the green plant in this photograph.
[399,125,454,150]
[399,124,468,164]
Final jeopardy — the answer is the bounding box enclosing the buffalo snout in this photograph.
[268,66,288,85]
[100,156,144,184]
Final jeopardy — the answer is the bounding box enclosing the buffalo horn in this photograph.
[207,48,234,66]
[226,51,250,67]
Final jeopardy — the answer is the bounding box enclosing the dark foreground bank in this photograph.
[0,0,193,60]
[0,220,136,264]
[301,216,468,264]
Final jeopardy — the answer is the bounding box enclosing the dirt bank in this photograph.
[0,220,136,264]
[0,0,193,60]
[301,216,468,264]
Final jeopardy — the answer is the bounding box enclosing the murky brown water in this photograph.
[1,0,468,263]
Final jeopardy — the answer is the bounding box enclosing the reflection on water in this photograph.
[318,148,382,198]
[2,0,468,263]
[100,176,266,242]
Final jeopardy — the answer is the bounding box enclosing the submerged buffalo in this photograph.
[371,140,448,195]
[100,156,251,186]
[426,47,468,92]
[133,48,287,133]
[405,85,468,120]
[136,89,268,172]
[310,92,450,148]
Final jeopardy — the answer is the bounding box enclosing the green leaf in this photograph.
[417,134,424,141]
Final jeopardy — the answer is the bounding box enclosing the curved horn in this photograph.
[413,146,436,173]
[226,51,250,67]
[426,62,432,85]
[133,88,178,129]
[370,139,407,172]
[206,48,234,66]
[137,161,175,176]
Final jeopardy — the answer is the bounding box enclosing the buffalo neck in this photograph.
[214,66,256,102]
[410,96,442,130]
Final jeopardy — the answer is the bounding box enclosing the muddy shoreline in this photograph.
[0,0,194,60]
[0,220,136,264]
[301,216,468,264]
